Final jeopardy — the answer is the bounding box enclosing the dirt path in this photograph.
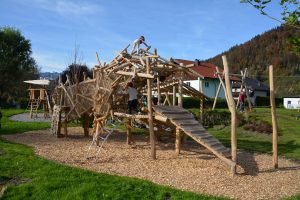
[2,127,300,200]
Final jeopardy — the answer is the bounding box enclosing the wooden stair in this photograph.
[153,105,234,166]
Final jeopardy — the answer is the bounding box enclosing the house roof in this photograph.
[174,59,240,81]
[232,77,269,91]
[24,79,50,86]
[283,96,300,98]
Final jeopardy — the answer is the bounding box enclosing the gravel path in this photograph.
[9,113,51,122]
[2,127,300,200]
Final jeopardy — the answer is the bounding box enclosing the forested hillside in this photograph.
[206,25,300,97]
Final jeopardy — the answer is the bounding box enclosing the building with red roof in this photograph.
[174,59,240,98]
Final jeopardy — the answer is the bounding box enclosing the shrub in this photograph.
[255,96,283,107]
[183,97,228,109]
[243,120,272,134]
[202,110,231,128]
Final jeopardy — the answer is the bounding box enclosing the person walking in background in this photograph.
[131,36,151,55]
[239,91,245,112]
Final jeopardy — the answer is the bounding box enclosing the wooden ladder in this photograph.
[153,105,235,168]
[29,99,41,118]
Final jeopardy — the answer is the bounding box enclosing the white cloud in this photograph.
[32,0,102,17]
[33,52,67,72]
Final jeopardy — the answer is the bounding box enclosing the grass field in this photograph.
[0,109,228,200]
[205,108,300,160]
[0,108,299,199]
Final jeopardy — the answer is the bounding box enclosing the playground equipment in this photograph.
[24,79,51,118]
[50,46,244,174]
[212,67,253,111]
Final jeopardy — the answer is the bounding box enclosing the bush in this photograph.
[202,110,231,128]
[183,97,228,109]
[255,96,283,107]
[243,119,272,134]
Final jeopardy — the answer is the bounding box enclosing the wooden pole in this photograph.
[175,127,181,155]
[173,85,176,106]
[154,48,161,105]
[83,113,89,137]
[178,75,183,107]
[212,82,222,110]
[222,55,237,174]
[126,118,132,145]
[157,77,161,105]
[199,77,204,123]
[146,58,156,159]
[269,65,278,168]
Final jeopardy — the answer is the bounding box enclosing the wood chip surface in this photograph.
[2,127,300,200]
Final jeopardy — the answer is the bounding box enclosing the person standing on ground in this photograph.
[125,82,138,114]
[131,36,151,55]
[239,91,245,112]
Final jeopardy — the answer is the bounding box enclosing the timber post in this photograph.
[83,113,89,137]
[175,127,181,155]
[126,118,132,145]
[172,84,176,106]
[146,58,156,159]
[269,65,278,168]
[154,48,161,105]
[199,77,204,123]
[222,55,237,175]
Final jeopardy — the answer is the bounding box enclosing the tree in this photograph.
[241,0,300,54]
[0,27,39,105]
[60,44,92,84]
[241,0,299,25]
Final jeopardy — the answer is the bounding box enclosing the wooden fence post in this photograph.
[222,55,237,174]
[269,65,278,168]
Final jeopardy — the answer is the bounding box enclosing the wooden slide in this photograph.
[153,105,234,166]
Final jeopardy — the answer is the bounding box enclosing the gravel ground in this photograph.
[9,113,51,122]
[2,127,300,200]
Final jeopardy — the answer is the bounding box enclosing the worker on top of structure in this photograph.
[131,36,151,55]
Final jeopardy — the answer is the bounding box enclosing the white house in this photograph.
[175,59,240,98]
[283,96,300,109]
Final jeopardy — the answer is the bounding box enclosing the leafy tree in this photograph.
[0,27,39,105]
[59,44,92,84]
[241,0,300,55]
[241,0,299,25]
[61,64,92,84]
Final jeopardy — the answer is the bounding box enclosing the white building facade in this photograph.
[283,97,300,109]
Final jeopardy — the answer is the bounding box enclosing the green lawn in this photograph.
[0,109,50,135]
[0,109,227,199]
[206,108,300,160]
[0,108,299,199]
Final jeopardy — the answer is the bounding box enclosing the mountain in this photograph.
[205,25,300,97]
[39,72,60,80]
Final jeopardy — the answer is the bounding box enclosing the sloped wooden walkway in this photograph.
[153,105,235,169]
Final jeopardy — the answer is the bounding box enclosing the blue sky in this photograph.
[0,0,282,72]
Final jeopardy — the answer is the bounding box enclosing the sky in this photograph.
[0,0,282,72]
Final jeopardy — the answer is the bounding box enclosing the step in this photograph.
[161,110,190,114]
[167,114,194,120]
[173,120,199,125]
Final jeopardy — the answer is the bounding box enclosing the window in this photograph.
[186,82,190,86]
[288,101,291,104]
[205,81,209,87]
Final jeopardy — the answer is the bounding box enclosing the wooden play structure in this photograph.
[24,80,51,118]
[50,45,253,174]
[212,67,253,111]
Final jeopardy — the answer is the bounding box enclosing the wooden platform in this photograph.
[153,105,234,167]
